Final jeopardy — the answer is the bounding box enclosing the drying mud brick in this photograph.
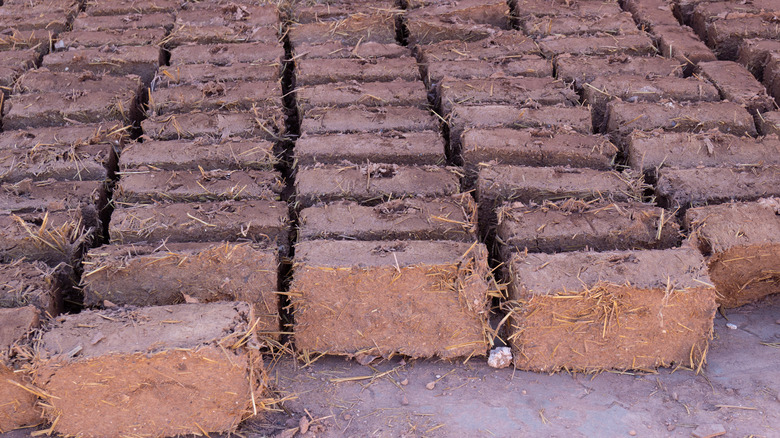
[149,81,282,115]
[166,17,279,47]
[157,63,280,86]
[0,123,124,162]
[300,106,438,135]
[296,80,428,110]
[120,138,276,171]
[585,75,719,129]
[71,12,174,32]
[109,200,289,250]
[705,16,780,61]
[0,259,67,316]
[696,61,775,114]
[605,101,757,140]
[84,0,179,15]
[737,38,780,80]
[170,42,284,66]
[296,57,420,86]
[477,165,642,235]
[765,52,780,100]
[0,10,69,34]
[424,56,552,86]
[654,25,717,72]
[622,0,679,29]
[56,28,167,49]
[512,0,623,21]
[0,306,40,432]
[757,111,780,137]
[656,165,780,208]
[507,247,717,372]
[0,29,57,53]
[2,91,134,131]
[15,69,141,96]
[0,137,111,184]
[294,131,444,166]
[685,198,780,308]
[438,77,579,116]
[0,49,40,74]
[497,201,679,257]
[689,0,778,43]
[295,164,460,207]
[627,130,780,173]
[291,240,495,359]
[406,0,510,29]
[538,34,656,57]
[41,45,161,85]
[405,18,502,45]
[141,109,285,141]
[461,129,617,177]
[180,2,278,27]
[292,0,397,23]
[523,13,639,37]
[294,40,408,60]
[34,302,266,438]
[449,105,592,154]
[288,13,399,46]
[115,169,282,204]
[298,194,476,242]
[556,55,683,90]
[417,33,539,63]
[82,242,279,331]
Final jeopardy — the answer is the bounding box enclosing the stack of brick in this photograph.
[287,1,497,361]
[82,0,288,338]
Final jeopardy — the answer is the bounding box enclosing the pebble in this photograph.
[691,423,726,438]
[629,430,637,436]
[400,378,409,386]
[522,390,527,395]
[401,396,409,406]
[426,381,436,390]
[726,323,738,330]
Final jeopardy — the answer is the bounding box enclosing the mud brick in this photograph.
[0,49,42,73]
[16,69,142,96]
[538,34,656,57]
[627,130,780,173]
[405,18,502,45]
[83,0,180,15]
[41,45,161,85]
[301,106,438,135]
[523,13,639,37]
[0,259,68,316]
[418,34,540,62]
[497,200,678,259]
[109,200,289,249]
[656,165,780,208]
[295,164,460,207]
[115,169,282,204]
[622,0,680,29]
[120,138,276,171]
[82,242,279,329]
[291,240,494,358]
[0,67,20,96]
[0,179,104,264]
[288,14,399,46]
[439,77,578,116]
[0,306,40,431]
[299,194,476,242]
[293,1,398,24]
[584,75,719,129]
[507,247,717,372]
[149,81,281,116]
[296,57,420,86]
[426,56,552,87]
[512,0,624,20]
[690,0,778,41]
[141,108,285,140]
[165,22,279,47]
[685,198,780,308]
[3,90,135,131]
[605,101,757,140]
[0,10,70,33]
[673,0,720,24]
[461,129,617,179]
[0,137,111,184]
[449,105,592,154]
[157,63,280,86]
[169,42,284,66]
[737,38,780,80]
[477,165,642,235]
[294,40,409,60]
[697,61,775,114]
[71,12,174,31]
[0,123,125,149]
[556,55,684,90]
[0,29,57,52]
[297,80,427,111]
[294,131,444,166]
[654,25,717,72]
[705,16,780,61]
[35,302,266,438]
[175,4,278,28]
[757,111,780,137]
[56,28,167,48]
[407,0,511,29]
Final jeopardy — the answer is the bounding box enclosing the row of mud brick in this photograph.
[1,0,779,436]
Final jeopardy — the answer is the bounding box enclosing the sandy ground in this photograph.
[3,294,778,438]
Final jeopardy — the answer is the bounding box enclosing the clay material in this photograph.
[294,131,444,166]
[656,166,780,208]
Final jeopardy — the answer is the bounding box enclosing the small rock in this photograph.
[435,374,441,379]
[299,417,310,435]
[400,378,409,386]
[667,424,675,432]
[691,423,726,438]
[103,300,117,308]
[399,358,407,366]
[355,354,378,366]
[487,347,513,369]
[629,430,637,436]
[726,323,738,330]
[671,392,679,401]
[522,390,527,395]
[401,396,409,406]
[425,381,436,390]
[342,413,351,421]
